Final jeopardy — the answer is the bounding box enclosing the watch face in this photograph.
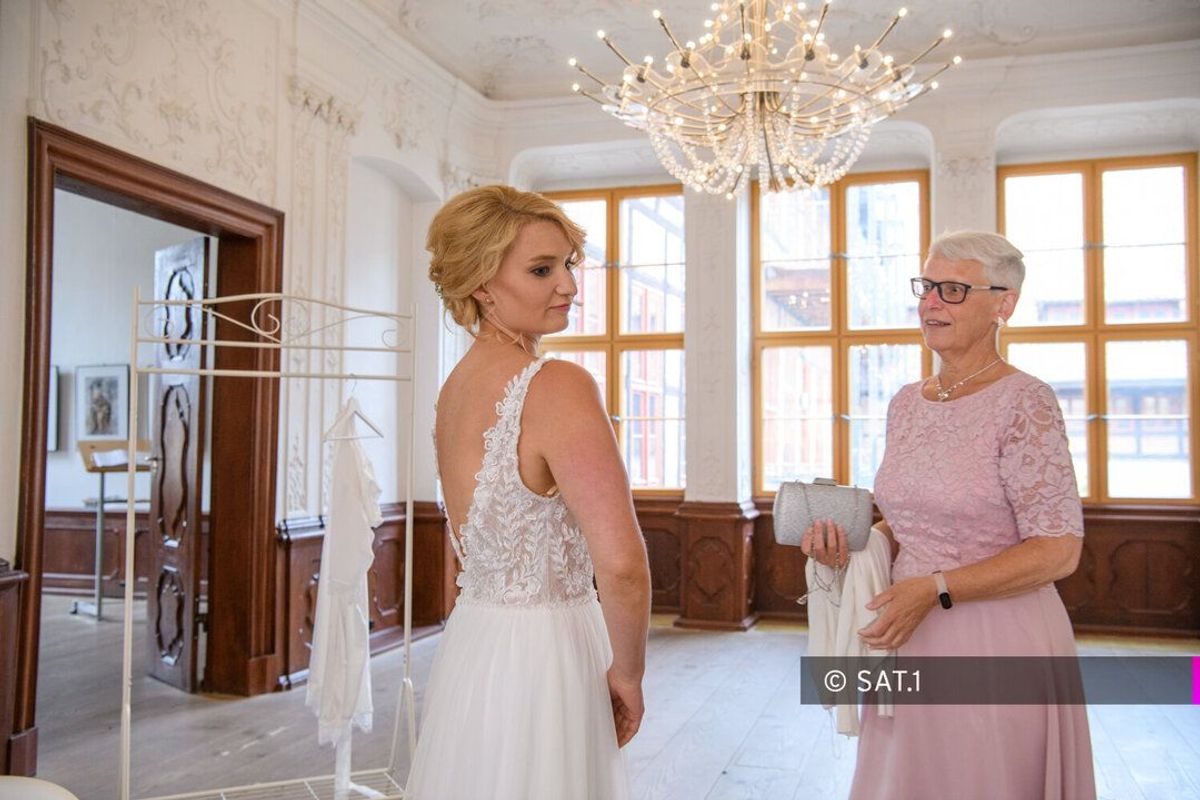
[938,593,953,610]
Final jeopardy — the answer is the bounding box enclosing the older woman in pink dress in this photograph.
[803,231,1096,799]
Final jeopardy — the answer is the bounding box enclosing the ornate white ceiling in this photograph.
[362,0,1200,100]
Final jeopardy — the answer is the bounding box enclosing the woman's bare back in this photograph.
[435,347,558,542]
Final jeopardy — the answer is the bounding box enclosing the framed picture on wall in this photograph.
[47,364,59,451]
[75,364,129,441]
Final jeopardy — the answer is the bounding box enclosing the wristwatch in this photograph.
[932,570,952,609]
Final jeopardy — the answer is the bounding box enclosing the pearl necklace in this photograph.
[934,357,1004,402]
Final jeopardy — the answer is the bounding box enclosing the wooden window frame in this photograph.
[998,153,1200,505]
[752,169,932,497]
[543,184,686,496]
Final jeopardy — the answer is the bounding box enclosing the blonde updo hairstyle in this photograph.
[427,185,586,333]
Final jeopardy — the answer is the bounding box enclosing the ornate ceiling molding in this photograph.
[996,99,1200,162]
[288,75,362,136]
[968,0,1038,47]
[376,76,440,152]
[351,0,1200,101]
[510,139,668,189]
[439,159,502,198]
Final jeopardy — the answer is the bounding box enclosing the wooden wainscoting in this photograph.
[39,508,181,597]
[674,501,761,631]
[274,501,448,690]
[748,499,1200,635]
[0,564,29,773]
[634,497,686,613]
[411,496,1200,636]
[1059,505,1200,636]
[263,492,1197,674]
[751,506,809,620]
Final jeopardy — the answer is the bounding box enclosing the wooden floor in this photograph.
[33,595,1200,799]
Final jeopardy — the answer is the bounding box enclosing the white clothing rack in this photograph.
[119,289,418,800]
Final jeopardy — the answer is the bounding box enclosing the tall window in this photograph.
[544,186,686,492]
[754,171,930,495]
[999,154,1198,502]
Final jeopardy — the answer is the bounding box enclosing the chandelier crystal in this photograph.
[570,0,960,197]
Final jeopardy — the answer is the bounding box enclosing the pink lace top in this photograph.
[874,371,1084,583]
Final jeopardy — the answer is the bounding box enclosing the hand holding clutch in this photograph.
[773,478,873,551]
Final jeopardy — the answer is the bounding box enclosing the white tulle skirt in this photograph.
[404,594,630,800]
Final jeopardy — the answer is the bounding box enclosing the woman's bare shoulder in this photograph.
[524,359,607,433]
[532,359,602,402]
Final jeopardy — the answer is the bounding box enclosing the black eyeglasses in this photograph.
[910,277,1008,304]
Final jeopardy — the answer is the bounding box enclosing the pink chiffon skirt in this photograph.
[850,584,1096,800]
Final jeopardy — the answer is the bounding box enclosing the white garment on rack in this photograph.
[306,397,383,748]
[804,526,893,736]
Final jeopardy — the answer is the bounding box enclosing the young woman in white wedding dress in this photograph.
[406,185,652,800]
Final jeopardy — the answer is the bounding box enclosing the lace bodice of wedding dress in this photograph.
[436,357,596,607]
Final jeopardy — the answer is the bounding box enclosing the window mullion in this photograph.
[1088,163,1105,331]
[832,179,846,485]
[1085,165,1104,502]
[607,191,622,441]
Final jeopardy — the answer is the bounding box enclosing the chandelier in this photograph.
[570,0,960,197]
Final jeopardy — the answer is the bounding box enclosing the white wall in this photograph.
[342,160,414,504]
[45,191,207,508]
[0,0,36,560]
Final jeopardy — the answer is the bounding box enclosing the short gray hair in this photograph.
[927,230,1025,292]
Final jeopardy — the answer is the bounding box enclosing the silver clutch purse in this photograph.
[773,478,873,551]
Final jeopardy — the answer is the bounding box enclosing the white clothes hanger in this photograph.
[324,396,384,441]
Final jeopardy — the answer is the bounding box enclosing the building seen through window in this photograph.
[1001,155,1196,501]
[545,188,686,491]
[756,172,929,494]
